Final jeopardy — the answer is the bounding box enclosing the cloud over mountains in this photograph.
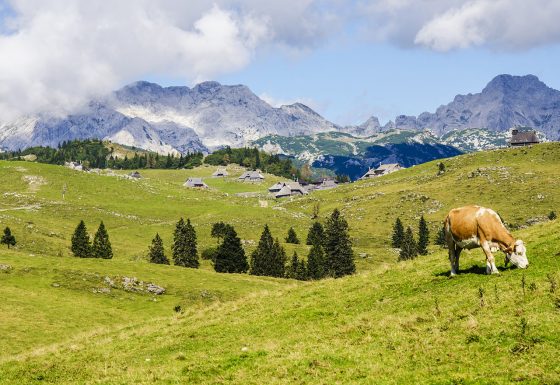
[0,0,559,121]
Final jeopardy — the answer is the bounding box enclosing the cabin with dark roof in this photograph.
[184,177,208,188]
[269,181,308,198]
[239,170,265,182]
[510,129,540,147]
[361,163,402,179]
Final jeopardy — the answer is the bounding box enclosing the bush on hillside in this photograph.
[1,227,16,249]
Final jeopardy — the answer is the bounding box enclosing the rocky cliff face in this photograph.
[367,74,560,140]
[0,80,340,153]
[0,74,558,154]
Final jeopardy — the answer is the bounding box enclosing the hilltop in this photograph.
[0,143,559,383]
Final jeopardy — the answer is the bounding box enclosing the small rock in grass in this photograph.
[241,347,249,352]
[0,264,12,272]
[146,283,165,295]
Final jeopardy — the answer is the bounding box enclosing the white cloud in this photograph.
[1,0,560,121]
[414,0,560,51]
[0,0,343,120]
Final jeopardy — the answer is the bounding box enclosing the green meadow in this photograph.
[1,143,559,384]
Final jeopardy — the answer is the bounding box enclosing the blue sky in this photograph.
[213,42,560,125]
[1,0,559,124]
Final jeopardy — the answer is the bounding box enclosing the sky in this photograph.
[0,0,559,125]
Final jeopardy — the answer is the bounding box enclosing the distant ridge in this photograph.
[0,74,558,155]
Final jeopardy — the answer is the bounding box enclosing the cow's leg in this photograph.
[448,243,457,276]
[454,246,462,273]
[481,242,499,275]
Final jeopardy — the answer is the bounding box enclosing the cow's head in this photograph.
[506,240,528,269]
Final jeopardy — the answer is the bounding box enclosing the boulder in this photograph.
[0,264,12,272]
[146,283,165,295]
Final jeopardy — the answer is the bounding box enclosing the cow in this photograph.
[444,205,528,276]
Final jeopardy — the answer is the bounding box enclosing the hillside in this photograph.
[0,143,559,383]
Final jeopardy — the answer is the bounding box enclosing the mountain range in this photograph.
[0,74,558,162]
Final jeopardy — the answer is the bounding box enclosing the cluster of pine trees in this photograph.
[249,209,355,280]
[66,209,354,281]
[0,139,203,170]
[204,146,299,179]
[1,227,16,249]
[391,216,430,261]
[106,151,203,170]
[147,218,200,267]
[71,221,113,259]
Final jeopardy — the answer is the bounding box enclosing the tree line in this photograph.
[0,139,203,170]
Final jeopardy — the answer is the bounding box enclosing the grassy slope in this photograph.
[1,143,559,384]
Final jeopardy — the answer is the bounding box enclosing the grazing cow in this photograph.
[444,205,528,276]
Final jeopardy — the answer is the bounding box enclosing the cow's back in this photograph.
[445,205,480,241]
[446,205,510,245]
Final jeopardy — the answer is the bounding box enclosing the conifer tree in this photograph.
[250,225,274,276]
[306,222,324,246]
[173,218,199,268]
[435,226,448,248]
[324,209,355,278]
[148,233,169,264]
[214,225,248,273]
[306,242,325,280]
[91,221,113,259]
[417,215,430,255]
[286,251,299,279]
[399,227,418,261]
[285,227,300,244]
[71,220,91,258]
[391,218,404,248]
[1,227,16,249]
[269,238,287,278]
[296,258,308,281]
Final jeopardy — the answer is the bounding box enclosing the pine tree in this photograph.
[417,215,429,255]
[173,218,199,268]
[1,227,16,249]
[250,225,274,276]
[286,251,299,279]
[306,222,324,246]
[296,258,308,281]
[391,218,404,248]
[71,220,91,258]
[269,238,287,278]
[148,233,169,264]
[324,209,355,278]
[306,242,325,280]
[435,226,447,248]
[214,225,248,273]
[285,227,300,244]
[399,227,418,261]
[91,221,113,259]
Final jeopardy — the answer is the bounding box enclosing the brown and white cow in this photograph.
[444,205,528,276]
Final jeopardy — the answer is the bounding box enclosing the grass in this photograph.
[0,143,559,383]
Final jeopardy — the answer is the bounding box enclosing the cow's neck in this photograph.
[495,232,516,252]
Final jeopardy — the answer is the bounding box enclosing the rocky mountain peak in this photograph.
[482,74,545,94]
